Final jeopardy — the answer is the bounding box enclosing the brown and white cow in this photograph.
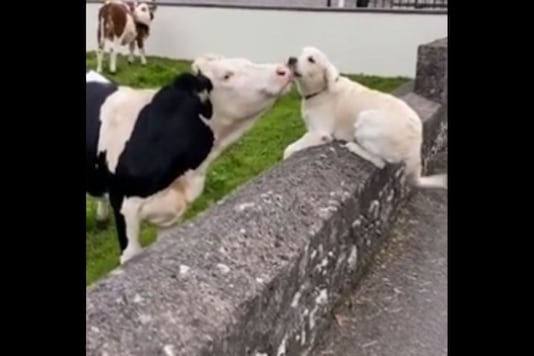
[96,0,157,73]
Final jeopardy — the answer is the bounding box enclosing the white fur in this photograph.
[92,56,292,264]
[284,46,447,190]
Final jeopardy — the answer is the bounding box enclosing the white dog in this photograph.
[283,46,447,189]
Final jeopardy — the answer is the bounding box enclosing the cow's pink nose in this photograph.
[276,67,288,76]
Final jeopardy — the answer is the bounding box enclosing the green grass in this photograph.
[85,52,409,285]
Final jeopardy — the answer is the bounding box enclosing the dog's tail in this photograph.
[414,173,447,190]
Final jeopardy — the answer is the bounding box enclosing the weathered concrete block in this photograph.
[414,37,447,103]
[86,39,448,356]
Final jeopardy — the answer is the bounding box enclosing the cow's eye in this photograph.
[223,72,233,81]
[307,56,315,64]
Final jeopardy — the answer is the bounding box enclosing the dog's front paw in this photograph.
[369,157,386,169]
[120,245,143,265]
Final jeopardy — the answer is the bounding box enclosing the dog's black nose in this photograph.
[287,57,297,66]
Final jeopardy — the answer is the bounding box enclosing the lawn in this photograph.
[85,52,409,285]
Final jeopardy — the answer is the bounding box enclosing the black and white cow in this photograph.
[86,56,292,264]
[86,70,213,262]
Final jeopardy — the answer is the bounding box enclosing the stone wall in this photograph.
[86,38,448,356]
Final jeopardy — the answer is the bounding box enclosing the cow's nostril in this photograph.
[276,68,287,76]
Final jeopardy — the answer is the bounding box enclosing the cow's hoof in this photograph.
[95,219,109,230]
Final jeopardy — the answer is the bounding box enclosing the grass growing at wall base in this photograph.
[85,52,409,285]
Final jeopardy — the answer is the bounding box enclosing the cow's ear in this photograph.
[197,73,213,93]
[171,73,198,91]
[200,100,213,120]
[191,54,224,74]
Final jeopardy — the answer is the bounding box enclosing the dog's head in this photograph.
[286,47,340,98]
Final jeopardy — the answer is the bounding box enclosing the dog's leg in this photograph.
[283,131,331,160]
[119,197,143,264]
[344,142,386,168]
[95,196,110,229]
[184,172,206,203]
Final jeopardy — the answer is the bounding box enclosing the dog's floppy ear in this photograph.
[323,60,340,90]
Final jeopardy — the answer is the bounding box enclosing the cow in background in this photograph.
[96,0,157,73]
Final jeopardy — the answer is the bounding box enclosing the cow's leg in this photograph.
[137,37,147,66]
[96,39,105,73]
[119,198,143,264]
[108,191,128,255]
[128,41,135,64]
[109,37,119,74]
[95,195,110,229]
[139,47,147,66]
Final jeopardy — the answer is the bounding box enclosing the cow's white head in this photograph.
[131,0,157,26]
[191,55,292,124]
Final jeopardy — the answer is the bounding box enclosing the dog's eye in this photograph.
[307,56,315,64]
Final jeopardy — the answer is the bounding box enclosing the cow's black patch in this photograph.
[114,72,215,198]
[86,80,118,197]
[86,72,215,255]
